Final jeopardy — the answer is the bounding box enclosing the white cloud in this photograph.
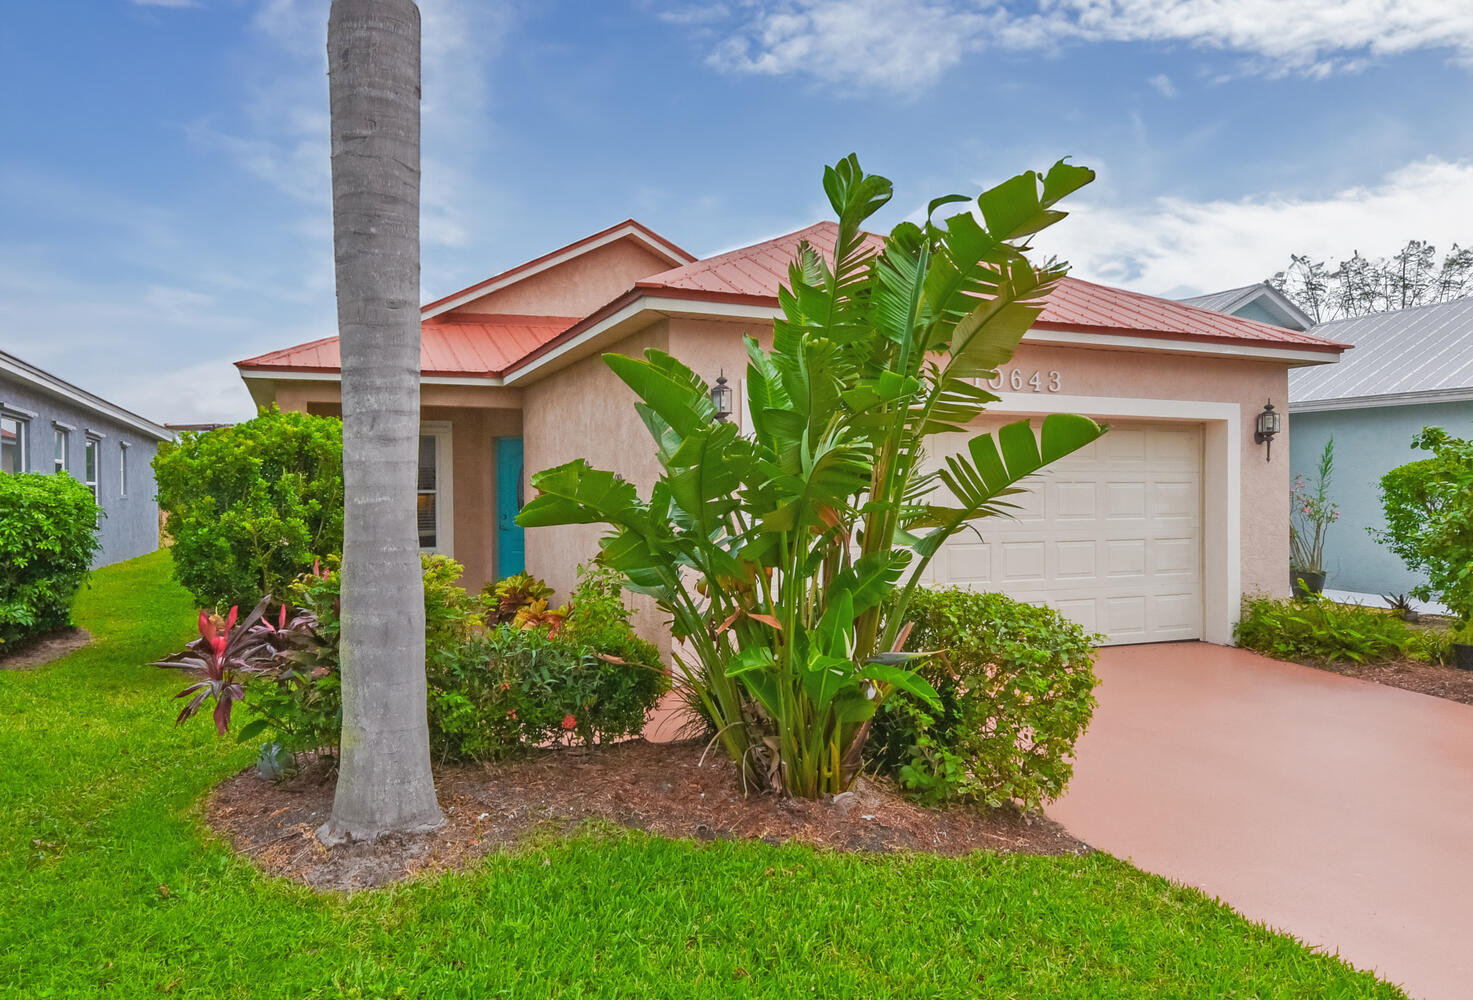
[1146,72,1175,98]
[657,3,732,26]
[705,0,994,90]
[687,0,1473,89]
[1037,158,1473,298]
[210,0,510,250]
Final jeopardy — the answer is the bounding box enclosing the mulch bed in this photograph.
[207,738,1088,891]
[0,627,92,670]
[1324,658,1473,706]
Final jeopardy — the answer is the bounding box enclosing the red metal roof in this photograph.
[236,314,579,378]
[240,219,1345,382]
[636,220,1344,353]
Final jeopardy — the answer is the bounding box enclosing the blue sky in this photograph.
[3,0,1472,423]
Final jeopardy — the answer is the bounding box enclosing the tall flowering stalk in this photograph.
[1290,438,1338,573]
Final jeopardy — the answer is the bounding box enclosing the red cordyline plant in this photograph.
[153,597,286,733]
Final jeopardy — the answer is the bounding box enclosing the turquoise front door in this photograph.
[495,436,525,578]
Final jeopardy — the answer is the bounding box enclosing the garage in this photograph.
[923,420,1204,645]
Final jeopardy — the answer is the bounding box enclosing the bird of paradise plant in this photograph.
[517,155,1106,797]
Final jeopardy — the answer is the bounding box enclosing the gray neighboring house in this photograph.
[1287,299,1473,595]
[1178,283,1315,333]
[1,350,173,567]
[1184,285,1473,596]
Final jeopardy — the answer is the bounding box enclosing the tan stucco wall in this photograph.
[445,239,674,318]
[521,322,671,639]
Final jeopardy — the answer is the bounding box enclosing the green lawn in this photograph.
[0,550,1404,999]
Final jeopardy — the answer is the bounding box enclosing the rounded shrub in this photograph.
[873,587,1099,811]
[0,472,101,649]
[153,407,343,610]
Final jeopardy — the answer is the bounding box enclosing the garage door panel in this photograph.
[1100,428,1147,462]
[1055,540,1097,580]
[1000,541,1046,581]
[1152,480,1198,518]
[943,542,990,584]
[1150,428,1199,463]
[925,421,1203,645]
[1105,481,1147,517]
[1055,482,1097,518]
[1105,538,1146,577]
[1153,536,1197,575]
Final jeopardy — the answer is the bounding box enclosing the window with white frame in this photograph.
[84,436,99,499]
[416,424,454,554]
[119,442,128,496]
[54,425,69,474]
[0,413,25,474]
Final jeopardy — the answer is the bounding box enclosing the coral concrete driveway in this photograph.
[1049,643,1473,1000]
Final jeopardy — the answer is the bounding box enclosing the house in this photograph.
[1178,283,1315,333]
[1,350,173,567]
[1284,297,1473,597]
[237,220,1346,646]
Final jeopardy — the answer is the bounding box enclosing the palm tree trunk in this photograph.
[319,0,442,843]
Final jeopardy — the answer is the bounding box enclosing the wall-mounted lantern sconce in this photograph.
[710,371,733,423]
[1254,399,1281,461]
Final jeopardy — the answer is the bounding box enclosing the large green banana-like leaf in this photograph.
[517,459,639,527]
[829,551,911,616]
[923,160,1094,325]
[940,257,1059,383]
[916,414,1106,559]
[871,234,930,350]
[759,431,872,533]
[604,350,715,441]
[664,423,746,542]
[916,375,999,435]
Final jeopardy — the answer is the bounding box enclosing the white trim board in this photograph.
[990,393,1243,646]
[419,420,455,558]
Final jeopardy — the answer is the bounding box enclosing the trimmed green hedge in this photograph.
[0,472,100,648]
[874,588,1100,811]
[153,407,343,610]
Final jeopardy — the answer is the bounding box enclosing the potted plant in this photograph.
[1452,622,1473,672]
[1289,439,1338,598]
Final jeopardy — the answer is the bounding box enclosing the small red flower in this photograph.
[561,714,577,730]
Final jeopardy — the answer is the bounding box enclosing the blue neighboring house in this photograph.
[1,350,173,567]
[1184,286,1473,598]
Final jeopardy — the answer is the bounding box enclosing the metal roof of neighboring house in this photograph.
[236,314,580,378]
[1288,296,1473,410]
[1178,284,1263,313]
[1177,282,1314,332]
[0,349,173,441]
[638,222,1342,352]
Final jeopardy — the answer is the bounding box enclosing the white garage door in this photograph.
[922,421,1204,645]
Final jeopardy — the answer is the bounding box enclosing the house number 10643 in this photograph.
[987,369,1062,392]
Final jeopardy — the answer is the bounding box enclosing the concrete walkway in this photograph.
[1049,643,1473,1000]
